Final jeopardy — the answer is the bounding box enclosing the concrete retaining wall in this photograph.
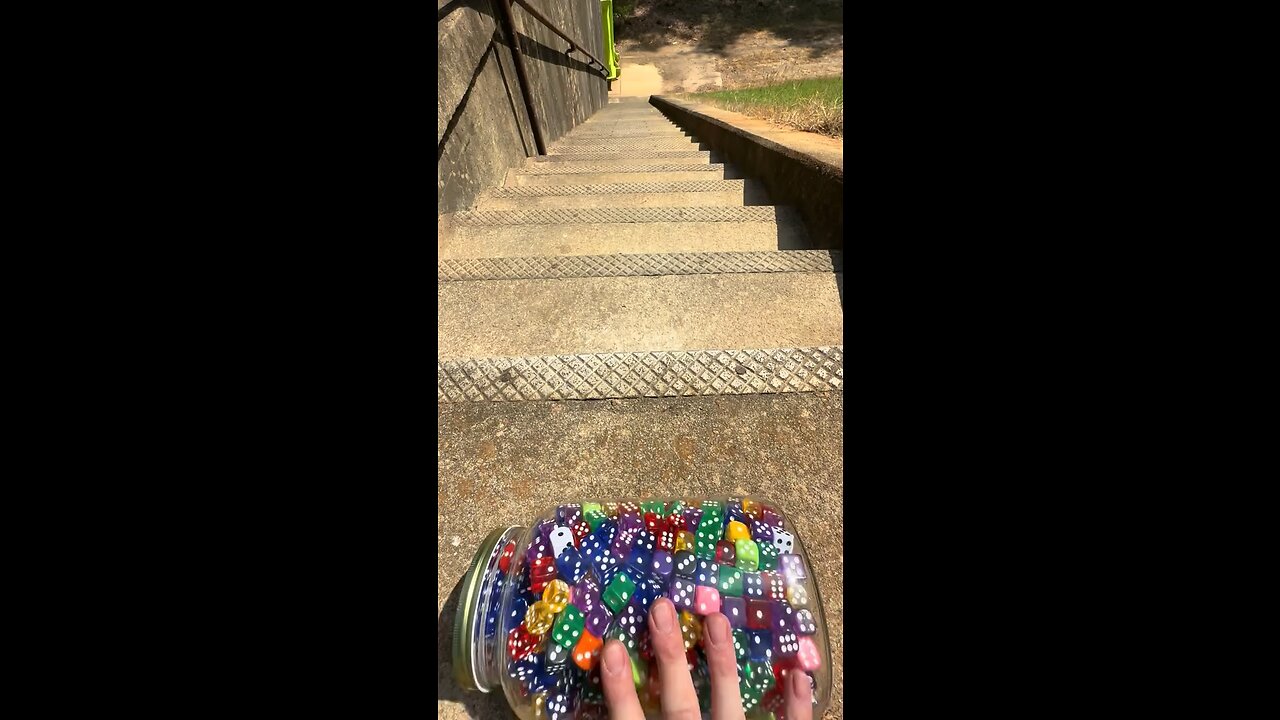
[649,95,844,250]
[439,0,609,213]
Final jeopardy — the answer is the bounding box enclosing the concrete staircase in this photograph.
[438,98,843,402]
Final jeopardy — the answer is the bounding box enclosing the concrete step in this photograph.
[438,206,809,258]
[524,153,712,169]
[565,127,696,139]
[507,165,730,186]
[439,250,842,281]
[550,138,702,152]
[476,179,760,209]
[528,151,710,163]
[437,272,843,359]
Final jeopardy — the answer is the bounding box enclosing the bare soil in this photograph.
[612,0,843,91]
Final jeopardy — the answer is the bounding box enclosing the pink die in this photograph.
[694,584,722,615]
[797,636,822,671]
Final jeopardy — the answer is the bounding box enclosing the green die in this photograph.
[582,502,602,515]
[739,675,763,711]
[667,499,687,517]
[641,500,666,516]
[745,660,775,694]
[701,500,723,516]
[718,565,744,596]
[733,629,749,661]
[695,519,720,559]
[585,509,608,530]
[603,572,636,613]
[757,541,779,570]
[735,538,760,572]
[553,605,585,648]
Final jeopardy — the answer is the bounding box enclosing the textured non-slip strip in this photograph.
[438,347,844,402]
[530,151,705,161]
[487,181,744,196]
[519,163,723,175]
[438,251,841,281]
[449,207,777,225]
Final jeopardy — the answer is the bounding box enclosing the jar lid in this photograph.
[451,525,516,693]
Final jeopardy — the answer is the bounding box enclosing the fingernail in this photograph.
[602,641,627,677]
[791,668,811,700]
[706,614,730,647]
[652,599,675,633]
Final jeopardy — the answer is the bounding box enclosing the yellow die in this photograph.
[725,520,751,542]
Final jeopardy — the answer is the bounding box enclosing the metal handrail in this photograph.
[510,0,609,78]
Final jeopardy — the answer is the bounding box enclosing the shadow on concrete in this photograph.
[437,574,517,719]
[613,0,842,58]
[510,31,602,77]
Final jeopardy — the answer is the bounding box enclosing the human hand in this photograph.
[599,597,813,720]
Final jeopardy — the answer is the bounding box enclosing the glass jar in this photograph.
[452,497,833,719]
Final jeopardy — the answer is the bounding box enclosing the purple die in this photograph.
[742,571,764,599]
[669,578,695,610]
[795,608,817,635]
[682,507,703,532]
[525,535,552,564]
[573,576,601,614]
[761,506,783,529]
[722,596,747,628]
[535,517,556,538]
[611,528,638,560]
[617,601,645,636]
[750,519,773,544]
[773,630,800,657]
[772,601,794,632]
[557,503,582,523]
[618,512,644,534]
[779,554,806,581]
[695,559,720,587]
[726,504,746,525]
[746,630,773,662]
[650,550,674,579]
[556,547,587,585]
[584,604,613,637]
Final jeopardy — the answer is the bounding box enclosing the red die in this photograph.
[571,519,592,547]
[507,625,539,661]
[761,571,786,600]
[715,540,736,564]
[498,541,516,572]
[657,524,676,552]
[530,555,557,593]
[644,512,661,532]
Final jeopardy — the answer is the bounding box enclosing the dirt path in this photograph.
[614,27,842,96]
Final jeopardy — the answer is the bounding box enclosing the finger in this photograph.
[648,598,700,720]
[600,640,646,720]
[701,613,745,720]
[785,666,814,720]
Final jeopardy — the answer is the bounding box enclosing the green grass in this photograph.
[686,77,843,137]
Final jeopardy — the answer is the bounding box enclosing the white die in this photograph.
[772,529,795,554]
[549,526,575,557]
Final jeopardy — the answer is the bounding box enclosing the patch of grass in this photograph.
[686,76,843,137]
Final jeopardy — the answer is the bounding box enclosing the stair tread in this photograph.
[438,272,844,359]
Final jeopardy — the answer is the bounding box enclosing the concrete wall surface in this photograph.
[439,0,608,213]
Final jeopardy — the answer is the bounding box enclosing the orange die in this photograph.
[572,630,604,671]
